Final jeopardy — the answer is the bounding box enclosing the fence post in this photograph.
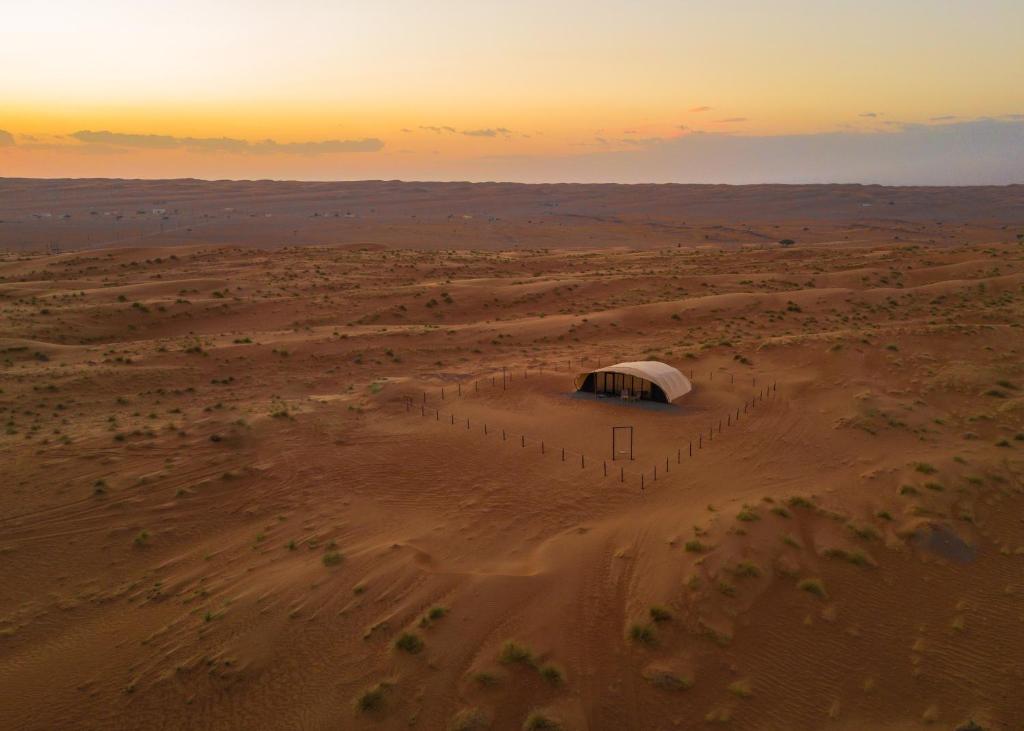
[689,441,692,456]
[561,447,565,462]
[484,423,488,435]
[466,418,470,430]
[541,441,545,454]
[677,448,681,463]
[521,435,525,448]
[436,410,440,421]
[442,387,445,400]
[458,382,462,397]
[654,465,657,481]
[604,460,608,477]
[665,457,669,473]
[620,466,624,482]
[451,414,454,425]
[581,454,585,469]
[699,434,702,448]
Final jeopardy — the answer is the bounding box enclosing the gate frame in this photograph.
[611,425,634,461]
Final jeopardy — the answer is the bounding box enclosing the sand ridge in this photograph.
[1,234,1023,730]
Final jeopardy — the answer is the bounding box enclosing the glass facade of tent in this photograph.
[577,371,667,402]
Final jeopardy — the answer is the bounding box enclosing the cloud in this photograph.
[0,129,14,146]
[859,112,879,118]
[617,137,664,147]
[68,130,383,154]
[930,115,957,121]
[715,117,748,123]
[462,127,513,138]
[464,118,1024,185]
[419,125,457,134]
[689,106,712,112]
[1005,113,1024,120]
[677,124,689,131]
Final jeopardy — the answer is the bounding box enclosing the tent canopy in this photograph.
[574,360,692,402]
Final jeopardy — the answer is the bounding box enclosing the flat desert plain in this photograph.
[1,182,1023,731]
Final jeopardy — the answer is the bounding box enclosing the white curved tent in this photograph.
[574,360,692,403]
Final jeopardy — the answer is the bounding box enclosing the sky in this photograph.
[1,0,1022,184]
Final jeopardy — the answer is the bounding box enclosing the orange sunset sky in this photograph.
[1,0,1022,183]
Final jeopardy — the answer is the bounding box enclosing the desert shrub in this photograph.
[684,539,705,553]
[395,632,424,654]
[355,684,387,712]
[732,561,762,578]
[539,663,564,686]
[798,578,827,598]
[448,708,491,731]
[499,640,534,665]
[649,605,673,622]
[522,711,561,730]
[645,669,693,691]
[728,678,753,698]
[629,623,655,644]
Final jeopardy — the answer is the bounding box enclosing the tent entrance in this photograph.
[586,371,665,402]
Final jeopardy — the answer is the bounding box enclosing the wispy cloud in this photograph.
[462,127,512,138]
[0,129,14,146]
[715,117,748,123]
[468,118,1024,185]
[930,115,957,121]
[689,106,712,113]
[67,130,383,154]
[419,125,457,134]
[859,112,879,118]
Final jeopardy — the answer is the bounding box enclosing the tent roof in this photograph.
[575,360,692,402]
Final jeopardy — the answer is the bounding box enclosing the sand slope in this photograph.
[1,236,1023,730]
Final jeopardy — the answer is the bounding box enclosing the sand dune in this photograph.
[1,178,1021,253]
[1,200,1023,730]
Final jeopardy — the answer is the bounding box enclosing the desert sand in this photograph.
[1,182,1023,730]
